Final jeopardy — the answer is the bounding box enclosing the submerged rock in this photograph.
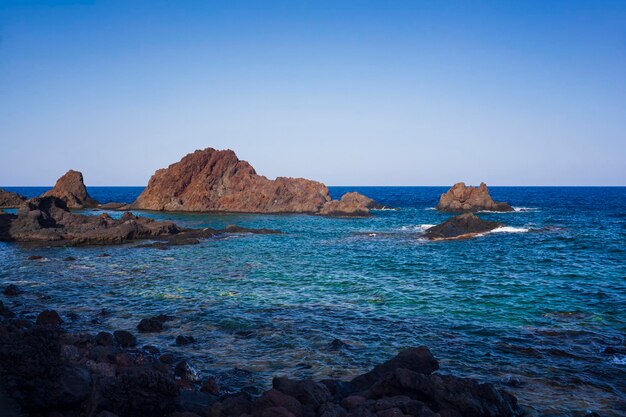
[424,213,504,240]
[0,188,26,208]
[41,170,99,209]
[436,182,513,213]
[131,147,380,216]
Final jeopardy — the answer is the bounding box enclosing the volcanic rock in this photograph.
[436,182,513,213]
[320,192,383,217]
[424,213,503,240]
[0,196,181,244]
[0,188,26,208]
[131,147,379,216]
[42,170,98,209]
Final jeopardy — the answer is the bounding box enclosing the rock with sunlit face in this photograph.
[41,170,98,209]
[436,182,513,213]
[131,147,379,216]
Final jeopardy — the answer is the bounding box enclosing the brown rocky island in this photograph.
[436,183,513,213]
[131,148,382,216]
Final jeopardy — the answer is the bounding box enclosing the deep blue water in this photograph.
[1,186,625,416]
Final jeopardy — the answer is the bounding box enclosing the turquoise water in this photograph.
[1,186,625,416]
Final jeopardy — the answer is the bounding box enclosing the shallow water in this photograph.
[1,186,625,416]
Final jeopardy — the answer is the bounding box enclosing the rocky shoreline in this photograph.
[0,289,526,417]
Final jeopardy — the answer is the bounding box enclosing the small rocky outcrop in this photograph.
[436,182,513,213]
[0,188,26,208]
[319,192,385,217]
[424,213,504,240]
[131,148,380,217]
[42,170,99,209]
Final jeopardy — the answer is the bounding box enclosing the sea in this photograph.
[1,186,625,416]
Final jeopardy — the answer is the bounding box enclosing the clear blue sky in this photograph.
[1,1,625,186]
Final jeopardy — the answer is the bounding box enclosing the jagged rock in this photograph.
[131,147,379,216]
[423,213,504,240]
[0,188,26,208]
[436,182,513,213]
[320,192,382,217]
[42,170,98,208]
[351,347,439,390]
[3,284,21,296]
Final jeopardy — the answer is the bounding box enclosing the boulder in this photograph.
[36,310,63,326]
[42,170,99,209]
[351,347,439,390]
[131,147,380,216]
[113,330,137,347]
[0,188,26,208]
[436,182,513,213]
[423,213,504,240]
[320,192,381,217]
[3,284,21,296]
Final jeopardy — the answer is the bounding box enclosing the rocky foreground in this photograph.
[131,148,383,216]
[0,294,524,417]
[0,196,279,246]
[436,183,513,213]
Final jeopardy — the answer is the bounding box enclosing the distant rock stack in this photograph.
[131,147,380,216]
[436,182,513,213]
[0,189,26,208]
[41,170,98,209]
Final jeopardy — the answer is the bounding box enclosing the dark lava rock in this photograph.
[64,256,76,261]
[36,310,63,326]
[28,255,44,260]
[370,368,520,417]
[160,353,176,364]
[423,213,504,240]
[113,330,137,347]
[329,338,348,350]
[138,317,164,333]
[200,376,221,395]
[98,253,112,258]
[95,331,115,346]
[3,284,21,296]
[272,376,332,408]
[175,360,201,382]
[176,335,196,346]
[351,346,439,390]
[143,344,160,355]
[0,300,16,318]
[96,366,180,417]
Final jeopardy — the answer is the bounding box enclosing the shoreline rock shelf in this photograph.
[131,147,383,217]
[0,188,26,208]
[0,196,281,246]
[0,300,525,417]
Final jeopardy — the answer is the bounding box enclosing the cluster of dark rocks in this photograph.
[0,196,281,247]
[0,286,528,417]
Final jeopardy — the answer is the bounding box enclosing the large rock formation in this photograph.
[42,170,98,209]
[131,148,379,216]
[0,196,279,246]
[436,182,513,213]
[424,213,504,240]
[0,189,26,208]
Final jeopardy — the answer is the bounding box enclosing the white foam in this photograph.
[400,224,436,232]
[488,226,530,234]
[513,207,540,212]
[371,207,397,211]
